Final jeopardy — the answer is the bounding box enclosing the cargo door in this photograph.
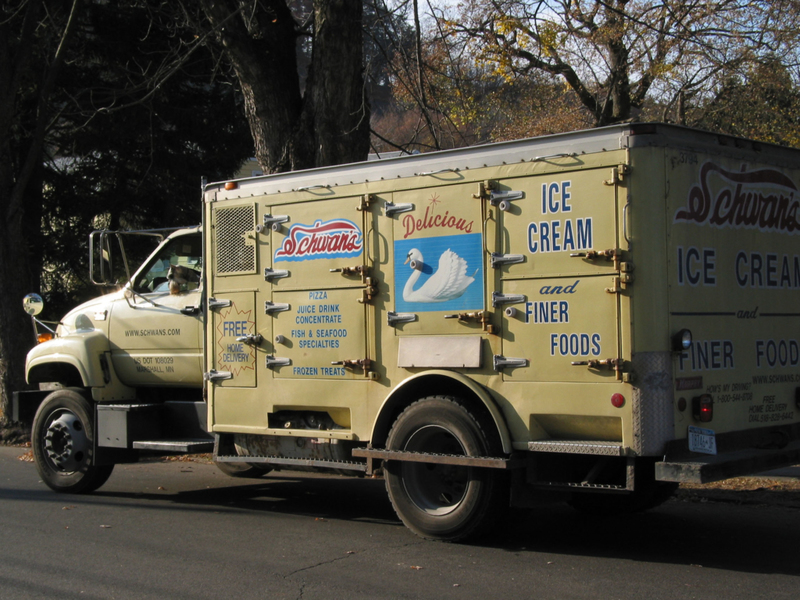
[264,196,372,380]
[494,166,625,382]
[386,181,487,370]
[205,200,266,428]
[206,200,260,387]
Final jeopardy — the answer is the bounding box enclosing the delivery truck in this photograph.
[14,123,800,540]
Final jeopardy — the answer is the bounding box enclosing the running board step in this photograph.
[351,447,524,476]
[132,439,215,453]
[215,454,367,472]
[528,440,626,456]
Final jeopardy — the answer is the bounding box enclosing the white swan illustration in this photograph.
[402,248,476,303]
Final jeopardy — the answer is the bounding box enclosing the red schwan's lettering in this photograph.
[403,206,474,239]
[275,219,363,261]
[674,162,800,233]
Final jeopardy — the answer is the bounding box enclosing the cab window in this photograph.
[133,234,202,293]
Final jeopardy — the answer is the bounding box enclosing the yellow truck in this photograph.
[15,123,800,541]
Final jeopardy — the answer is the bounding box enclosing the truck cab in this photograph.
[19,227,212,494]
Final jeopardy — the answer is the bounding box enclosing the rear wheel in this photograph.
[215,461,271,478]
[384,396,505,542]
[32,389,114,493]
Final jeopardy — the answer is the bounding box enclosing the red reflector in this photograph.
[610,393,625,408]
[692,394,713,422]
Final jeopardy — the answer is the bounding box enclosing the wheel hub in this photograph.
[44,412,89,472]
[402,425,470,515]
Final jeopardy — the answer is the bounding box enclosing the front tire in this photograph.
[32,389,114,493]
[384,396,504,542]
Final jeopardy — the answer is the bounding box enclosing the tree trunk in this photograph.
[305,0,369,166]
[199,0,369,173]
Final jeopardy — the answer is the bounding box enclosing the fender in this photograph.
[371,370,513,455]
[27,330,110,388]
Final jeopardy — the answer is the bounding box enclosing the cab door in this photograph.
[108,233,204,387]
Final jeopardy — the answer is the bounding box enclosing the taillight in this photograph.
[692,394,713,422]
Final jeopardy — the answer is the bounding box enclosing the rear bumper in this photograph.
[656,424,800,483]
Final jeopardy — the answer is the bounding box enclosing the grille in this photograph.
[215,205,256,274]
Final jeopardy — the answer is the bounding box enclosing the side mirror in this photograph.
[23,293,44,316]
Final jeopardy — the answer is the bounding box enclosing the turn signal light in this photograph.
[692,394,713,422]
[224,181,238,190]
[37,332,53,344]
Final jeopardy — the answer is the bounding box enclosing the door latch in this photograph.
[236,333,263,346]
[331,358,376,379]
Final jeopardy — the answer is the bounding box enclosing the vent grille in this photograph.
[215,205,256,274]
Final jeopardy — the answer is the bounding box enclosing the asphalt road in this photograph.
[1,446,799,600]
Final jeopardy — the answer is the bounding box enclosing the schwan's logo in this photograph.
[674,162,800,234]
[274,219,363,262]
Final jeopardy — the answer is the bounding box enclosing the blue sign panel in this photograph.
[394,233,484,313]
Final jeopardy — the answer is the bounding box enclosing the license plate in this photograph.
[688,425,717,455]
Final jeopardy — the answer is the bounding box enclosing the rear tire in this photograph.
[384,396,505,542]
[32,389,114,493]
[215,461,271,478]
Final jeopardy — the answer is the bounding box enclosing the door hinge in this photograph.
[473,181,524,211]
[491,253,525,268]
[266,355,291,369]
[603,164,630,185]
[264,268,290,281]
[204,369,232,382]
[256,214,289,233]
[387,311,416,326]
[384,200,414,218]
[357,194,374,212]
[208,298,231,310]
[493,355,528,371]
[492,292,526,307]
[265,301,290,314]
[604,274,634,294]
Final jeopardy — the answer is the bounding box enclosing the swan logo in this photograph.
[394,233,484,312]
[275,219,363,262]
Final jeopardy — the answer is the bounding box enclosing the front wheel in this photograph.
[32,389,114,493]
[384,396,505,542]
